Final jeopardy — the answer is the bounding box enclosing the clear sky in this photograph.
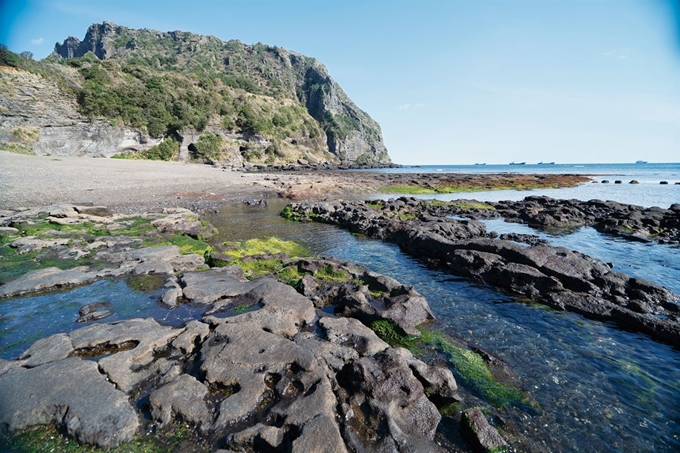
[1,0,679,164]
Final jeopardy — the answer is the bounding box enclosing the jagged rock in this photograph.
[180,267,264,305]
[0,227,19,236]
[0,358,139,449]
[101,245,205,275]
[461,407,509,453]
[291,415,348,453]
[337,347,443,452]
[201,320,315,428]
[488,196,680,244]
[160,278,183,307]
[0,266,97,298]
[151,207,216,239]
[293,330,359,372]
[171,320,210,355]
[74,206,111,217]
[77,301,114,323]
[319,316,389,357]
[287,199,680,346]
[392,347,459,406]
[149,374,212,431]
[10,236,70,254]
[225,424,286,451]
[0,359,23,377]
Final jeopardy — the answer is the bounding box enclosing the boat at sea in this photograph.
[538,161,555,165]
[474,163,486,165]
[635,160,648,164]
[509,161,526,165]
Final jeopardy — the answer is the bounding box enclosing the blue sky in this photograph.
[1,0,678,164]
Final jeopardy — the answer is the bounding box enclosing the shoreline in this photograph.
[0,153,591,213]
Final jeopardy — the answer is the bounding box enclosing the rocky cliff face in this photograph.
[0,66,162,157]
[47,22,390,165]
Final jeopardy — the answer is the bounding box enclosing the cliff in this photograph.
[0,22,391,166]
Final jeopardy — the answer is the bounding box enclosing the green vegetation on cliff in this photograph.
[0,20,391,165]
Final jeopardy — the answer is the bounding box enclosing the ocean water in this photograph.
[370,162,680,208]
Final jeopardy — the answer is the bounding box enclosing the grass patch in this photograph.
[379,185,437,195]
[439,403,460,417]
[169,235,212,257]
[0,424,185,453]
[109,217,156,236]
[314,265,351,283]
[449,201,496,210]
[364,200,384,209]
[221,237,309,259]
[280,205,304,221]
[0,143,35,155]
[370,320,528,408]
[0,249,91,285]
[233,257,284,280]
[277,265,304,287]
[392,211,417,221]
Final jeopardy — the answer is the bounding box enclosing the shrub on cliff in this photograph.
[191,133,223,160]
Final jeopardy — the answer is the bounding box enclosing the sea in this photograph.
[366,162,680,208]
[1,162,679,451]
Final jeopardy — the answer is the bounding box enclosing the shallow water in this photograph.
[1,197,679,451]
[206,202,680,452]
[0,278,206,360]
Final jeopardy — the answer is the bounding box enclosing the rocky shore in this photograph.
[285,198,680,346]
[0,204,515,452]
[420,195,680,244]
[0,152,590,214]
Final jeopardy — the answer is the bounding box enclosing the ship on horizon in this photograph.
[538,161,555,165]
[509,161,526,165]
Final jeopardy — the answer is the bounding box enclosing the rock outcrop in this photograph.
[1,22,390,165]
[422,195,680,244]
[0,66,162,157]
[285,198,680,346]
[0,271,457,451]
[50,21,389,165]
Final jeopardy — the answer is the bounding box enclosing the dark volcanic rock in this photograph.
[488,196,680,244]
[286,199,680,346]
[0,262,456,451]
[462,407,509,453]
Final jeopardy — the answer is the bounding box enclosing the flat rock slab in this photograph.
[0,357,139,449]
[0,266,97,298]
[181,267,263,305]
[70,318,183,393]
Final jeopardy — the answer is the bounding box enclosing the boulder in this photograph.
[461,407,509,453]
